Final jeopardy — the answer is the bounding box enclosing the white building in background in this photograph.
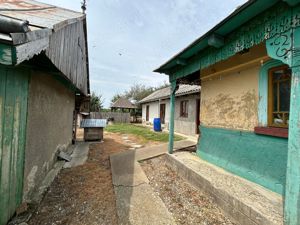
[139,85,201,136]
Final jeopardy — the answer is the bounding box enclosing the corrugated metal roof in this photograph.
[80,119,107,128]
[111,97,137,109]
[0,0,84,30]
[139,85,201,104]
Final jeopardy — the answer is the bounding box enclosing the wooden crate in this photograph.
[84,127,103,141]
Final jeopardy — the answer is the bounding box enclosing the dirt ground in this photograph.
[140,155,235,225]
[28,132,157,225]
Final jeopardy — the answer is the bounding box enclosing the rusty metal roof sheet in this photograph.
[0,0,84,30]
[139,85,201,104]
[80,119,107,128]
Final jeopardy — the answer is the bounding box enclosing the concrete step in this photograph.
[165,152,283,225]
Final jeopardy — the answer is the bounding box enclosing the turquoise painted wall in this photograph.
[0,66,29,225]
[197,126,288,195]
[258,60,285,126]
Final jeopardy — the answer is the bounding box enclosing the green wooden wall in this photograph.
[197,126,288,195]
[0,66,29,225]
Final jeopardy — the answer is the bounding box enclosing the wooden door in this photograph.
[146,105,149,121]
[0,66,29,225]
[160,104,166,124]
[195,99,200,134]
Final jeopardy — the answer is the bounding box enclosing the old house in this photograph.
[155,1,300,224]
[0,1,89,224]
[139,85,200,136]
[111,97,137,112]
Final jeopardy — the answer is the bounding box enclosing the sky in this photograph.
[41,0,247,107]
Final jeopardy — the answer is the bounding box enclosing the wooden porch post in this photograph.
[284,27,300,225]
[168,79,177,154]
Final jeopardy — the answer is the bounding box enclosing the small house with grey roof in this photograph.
[139,85,201,136]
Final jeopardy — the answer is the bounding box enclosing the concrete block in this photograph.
[165,152,283,225]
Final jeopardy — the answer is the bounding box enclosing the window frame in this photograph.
[180,100,189,118]
[146,105,150,121]
[267,65,291,128]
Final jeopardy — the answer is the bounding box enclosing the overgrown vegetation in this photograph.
[90,92,104,112]
[105,123,184,142]
[111,82,169,106]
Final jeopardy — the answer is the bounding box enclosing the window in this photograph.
[146,105,149,121]
[180,100,189,117]
[268,66,291,128]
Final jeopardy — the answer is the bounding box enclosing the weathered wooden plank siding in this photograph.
[0,66,29,225]
[46,20,88,95]
[90,112,131,123]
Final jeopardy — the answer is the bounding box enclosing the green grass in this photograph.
[105,123,185,142]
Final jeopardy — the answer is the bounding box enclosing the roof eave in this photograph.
[154,0,280,74]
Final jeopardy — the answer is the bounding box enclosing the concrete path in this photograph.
[64,142,90,168]
[110,140,196,225]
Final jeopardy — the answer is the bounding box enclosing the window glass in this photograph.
[180,100,188,117]
[269,66,291,127]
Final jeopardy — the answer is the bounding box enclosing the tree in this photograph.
[123,83,155,102]
[110,82,171,106]
[90,92,104,112]
[111,93,122,106]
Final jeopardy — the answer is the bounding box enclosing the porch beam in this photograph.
[284,27,300,225]
[168,79,177,154]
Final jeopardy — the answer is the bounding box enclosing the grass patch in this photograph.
[105,123,185,142]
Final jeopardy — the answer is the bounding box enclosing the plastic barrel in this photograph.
[153,118,162,132]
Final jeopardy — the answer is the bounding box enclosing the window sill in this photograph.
[254,126,288,138]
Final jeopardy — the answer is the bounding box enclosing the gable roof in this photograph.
[139,85,201,104]
[111,97,137,109]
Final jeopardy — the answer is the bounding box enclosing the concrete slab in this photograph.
[115,184,175,225]
[165,152,284,225]
[110,140,196,225]
[111,151,148,187]
[63,142,89,168]
[136,139,196,161]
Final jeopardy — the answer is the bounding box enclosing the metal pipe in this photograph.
[0,15,29,34]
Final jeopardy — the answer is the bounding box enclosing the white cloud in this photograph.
[40,0,247,107]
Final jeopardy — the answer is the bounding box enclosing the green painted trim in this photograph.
[284,27,300,225]
[197,126,288,195]
[0,43,13,66]
[0,65,30,225]
[258,59,284,126]
[167,2,300,81]
[168,80,176,154]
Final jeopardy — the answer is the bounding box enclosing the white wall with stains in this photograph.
[141,94,200,136]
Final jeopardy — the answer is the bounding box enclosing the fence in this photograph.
[90,112,131,123]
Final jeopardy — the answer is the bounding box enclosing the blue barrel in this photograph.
[153,118,162,132]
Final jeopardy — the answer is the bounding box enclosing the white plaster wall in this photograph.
[141,93,200,136]
[141,101,159,124]
[174,94,200,136]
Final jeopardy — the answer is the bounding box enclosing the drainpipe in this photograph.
[168,79,177,154]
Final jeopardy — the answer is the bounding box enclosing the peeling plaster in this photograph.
[200,66,259,131]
